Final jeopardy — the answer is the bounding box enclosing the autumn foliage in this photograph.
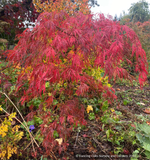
[4,10,148,156]
[33,0,90,14]
[123,19,150,69]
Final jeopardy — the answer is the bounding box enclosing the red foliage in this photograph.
[5,11,148,155]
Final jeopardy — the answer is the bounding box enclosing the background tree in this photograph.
[33,0,91,15]
[129,0,150,23]
[118,1,150,77]
[0,20,9,57]
[122,20,150,76]
[0,0,39,46]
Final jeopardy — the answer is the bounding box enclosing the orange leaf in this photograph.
[143,108,150,114]
[146,121,150,125]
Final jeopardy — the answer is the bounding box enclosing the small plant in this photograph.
[100,108,137,155]
[131,150,140,160]
[135,122,150,159]
[85,67,112,88]
[0,108,23,159]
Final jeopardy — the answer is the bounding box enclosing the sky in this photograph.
[91,0,150,18]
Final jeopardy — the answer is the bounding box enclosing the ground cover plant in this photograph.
[0,0,149,159]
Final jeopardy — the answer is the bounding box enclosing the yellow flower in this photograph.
[110,108,115,113]
[0,124,8,137]
[0,131,6,137]
[86,105,93,113]
[0,105,3,111]
[14,131,24,141]
[12,125,20,132]
[9,112,16,121]
[13,147,17,154]
[18,132,24,139]
[0,150,6,158]
[7,145,13,159]
[3,118,11,126]
[3,125,8,132]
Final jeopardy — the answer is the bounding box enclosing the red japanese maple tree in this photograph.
[5,11,148,156]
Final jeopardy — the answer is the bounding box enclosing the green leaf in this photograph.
[35,133,44,144]
[123,99,129,105]
[20,120,34,129]
[89,99,95,104]
[102,101,108,112]
[115,111,122,115]
[33,99,41,107]
[41,155,48,160]
[136,123,150,135]
[45,82,50,88]
[129,131,136,137]
[143,143,150,152]
[115,126,123,131]
[88,112,95,120]
[53,130,59,138]
[131,150,139,160]
[9,86,16,94]
[34,116,43,125]
[145,150,150,159]
[136,133,150,152]
[20,122,26,129]
[106,129,110,139]
[53,99,58,105]
[27,120,34,126]
[98,99,102,104]
[101,114,109,123]
[82,98,88,104]
[61,95,65,100]
[94,106,100,113]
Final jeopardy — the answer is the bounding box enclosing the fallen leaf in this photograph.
[123,149,130,155]
[55,138,63,145]
[146,121,150,125]
[88,146,97,153]
[139,102,145,106]
[131,124,136,128]
[143,108,150,114]
[11,120,16,125]
[116,88,120,91]
[83,134,88,138]
[70,152,74,155]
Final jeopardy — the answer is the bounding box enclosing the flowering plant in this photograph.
[29,125,35,132]
[0,106,23,160]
